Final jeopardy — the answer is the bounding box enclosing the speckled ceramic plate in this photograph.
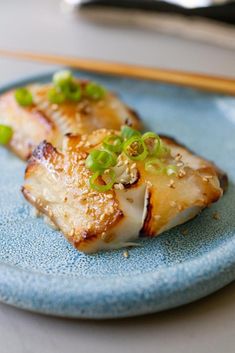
[0,71,235,319]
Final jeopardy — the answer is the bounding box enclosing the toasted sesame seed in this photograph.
[123,250,129,258]
[202,176,210,182]
[168,179,176,189]
[131,163,137,169]
[126,197,134,203]
[212,212,220,220]
[114,183,124,190]
[69,229,75,237]
[154,214,161,221]
[180,228,189,236]
[178,169,186,178]
[101,232,106,240]
[175,153,182,161]
[170,201,177,207]
[109,206,114,213]
[100,214,105,221]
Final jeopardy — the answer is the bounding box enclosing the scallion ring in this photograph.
[103,135,123,153]
[53,70,73,88]
[15,87,33,107]
[121,125,141,140]
[62,82,82,102]
[142,132,161,156]
[89,170,115,192]
[157,139,170,157]
[85,82,106,100]
[145,158,165,174]
[123,136,148,161]
[0,124,13,145]
[48,87,66,104]
[85,149,117,172]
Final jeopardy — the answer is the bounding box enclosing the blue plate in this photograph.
[0,71,235,319]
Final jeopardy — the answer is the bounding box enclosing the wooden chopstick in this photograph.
[0,49,235,96]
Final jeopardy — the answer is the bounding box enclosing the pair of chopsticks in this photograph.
[0,49,235,96]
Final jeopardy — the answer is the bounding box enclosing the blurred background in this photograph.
[0,0,234,85]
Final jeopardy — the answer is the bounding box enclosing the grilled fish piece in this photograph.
[0,82,141,160]
[22,129,227,253]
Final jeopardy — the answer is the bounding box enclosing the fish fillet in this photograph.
[0,82,141,160]
[22,129,227,253]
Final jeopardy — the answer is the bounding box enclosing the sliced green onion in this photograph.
[123,136,148,161]
[15,87,33,107]
[121,125,141,140]
[142,132,161,156]
[103,135,123,153]
[53,70,73,88]
[62,82,81,102]
[48,87,66,104]
[157,139,170,157]
[0,124,13,145]
[145,158,165,174]
[89,170,115,192]
[166,165,178,176]
[86,149,117,172]
[85,82,106,100]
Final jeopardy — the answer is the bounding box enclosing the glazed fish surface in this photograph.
[0,71,141,160]
[22,127,227,253]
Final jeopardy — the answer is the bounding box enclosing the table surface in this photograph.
[0,1,235,352]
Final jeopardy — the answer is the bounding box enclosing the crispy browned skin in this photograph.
[0,82,142,160]
[22,130,227,253]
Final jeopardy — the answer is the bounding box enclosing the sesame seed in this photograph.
[69,229,75,237]
[175,153,182,161]
[109,206,114,213]
[180,228,189,236]
[202,176,209,182]
[154,214,161,221]
[170,201,177,207]
[212,212,220,220]
[114,183,124,190]
[101,232,106,240]
[178,169,186,178]
[123,250,129,258]
[168,179,176,189]
[126,198,133,203]
[100,214,105,221]
[131,163,137,169]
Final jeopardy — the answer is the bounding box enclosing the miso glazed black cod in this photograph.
[0,71,141,160]
[22,126,228,253]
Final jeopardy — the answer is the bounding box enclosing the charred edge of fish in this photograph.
[31,140,58,161]
[139,189,154,237]
[125,107,142,126]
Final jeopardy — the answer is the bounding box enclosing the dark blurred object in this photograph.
[75,0,235,24]
[62,0,235,49]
